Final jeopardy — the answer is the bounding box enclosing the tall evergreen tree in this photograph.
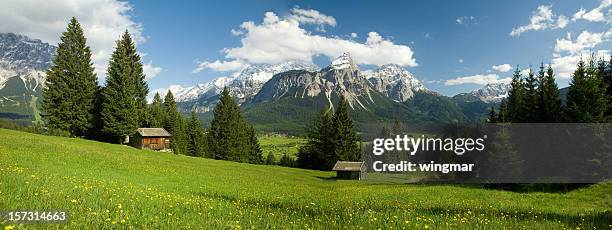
[524,67,540,122]
[164,91,178,133]
[539,65,562,122]
[100,36,138,143]
[42,17,98,137]
[607,56,612,118]
[247,125,263,164]
[172,116,188,155]
[149,92,166,128]
[119,30,150,127]
[331,96,361,162]
[565,58,608,122]
[297,107,334,170]
[497,100,509,123]
[506,66,527,122]
[187,110,207,157]
[487,107,498,123]
[207,87,249,162]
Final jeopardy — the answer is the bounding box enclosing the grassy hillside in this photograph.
[0,128,610,229]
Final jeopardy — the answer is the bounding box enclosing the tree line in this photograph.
[42,17,262,164]
[489,55,612,123]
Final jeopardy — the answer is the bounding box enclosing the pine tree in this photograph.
[171,116,188,155]
[42,17,98,137]
[101,36,138,143]
[598,56,611,119]
[207,87,249,162]
[247,125,263,164]
[539,65,562,122]
[187,110,206,157]
[497,100,509,123]
[565,58,608,122]
[506,66,527,122]
[603,55,612,117]
[164,91,178,133]
[487,107,498,123]
[149,92,166,128]
[524,67,540,122]
[119,30,149,127]
[297,107,334,170]
[331,96,361,163]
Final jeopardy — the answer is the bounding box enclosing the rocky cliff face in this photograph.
[365,64,427,102]
[250,52,380,110]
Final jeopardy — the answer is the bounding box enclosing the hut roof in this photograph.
[332,161,364,171]
[136,128,172,137]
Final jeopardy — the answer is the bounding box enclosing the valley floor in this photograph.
[0,128,610,229]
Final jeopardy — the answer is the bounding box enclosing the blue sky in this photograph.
[2,0,610,96]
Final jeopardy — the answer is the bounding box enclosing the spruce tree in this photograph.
[187,110,206,157]
[297,107,334,170]
[164,91,178,133]
[605,56,612,117]
[524,67,540,122]
[487,107,498,123]
[101,37,138,143]
[207,87,249,162]
[539,65,562,122]
[149,92,166,128]
[497,100,509,123]
[171,116,188,155]
[43,17,98,137]
[331,96,361,163]
[565,58,607,122]
[506,67,527,122]
[247,125,263,164]
[119,30,150,127]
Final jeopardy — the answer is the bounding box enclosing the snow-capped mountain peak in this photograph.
[330,52,356,70]
[365,64,427,102]
[468,82,510,103]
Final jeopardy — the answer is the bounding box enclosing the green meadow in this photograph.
[0,128,610,229]
[258,135,306,160]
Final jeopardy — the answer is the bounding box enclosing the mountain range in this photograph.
[0,33,510,132]
[0,33,55,124]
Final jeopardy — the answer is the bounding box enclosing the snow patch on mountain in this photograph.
[365,64,426,102]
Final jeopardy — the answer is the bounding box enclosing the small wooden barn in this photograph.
[332,161,366,180]
[130,128,172,151]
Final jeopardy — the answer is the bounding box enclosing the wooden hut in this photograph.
[130,128,172,151]
[332,161,366,180]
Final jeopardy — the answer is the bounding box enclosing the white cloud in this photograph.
[143,62,163,79]
[445,74,511,86]
[572,0,612,23]
[510,5,568,36]
[554,30,611,54]
[491,64,512,72]
[351,32,358,38]
[192,59,248,73]
[195,8,417,73]
[458,58,464,63]
[552,49,611,79]
[288,7,336,27]
[148,85,184,103]
[0,0,161,80]
[456,16,476,25]
[551,28,612,78]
